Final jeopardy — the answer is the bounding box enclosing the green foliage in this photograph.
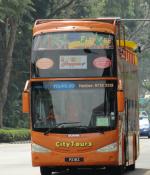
[4,96,29,128]
[0,128,30,143]
[102,0,129,17]
[0,0,34,20]
[88,0,105,17]
[0,0,34,125]
[142,81,150,92]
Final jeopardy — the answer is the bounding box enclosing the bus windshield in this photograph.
[31,32,116,78]
[31,80,117,133]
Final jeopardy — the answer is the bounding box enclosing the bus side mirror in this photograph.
[22,91,30,113]
[117,90,125,112]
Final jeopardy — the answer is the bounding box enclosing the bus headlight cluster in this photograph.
[32,143,51,153]
[97,142,117,152]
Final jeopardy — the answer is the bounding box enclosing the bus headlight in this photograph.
[97,142,117,152]
[32,143,51,153]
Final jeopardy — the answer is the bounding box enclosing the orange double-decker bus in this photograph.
[22,18,139,175]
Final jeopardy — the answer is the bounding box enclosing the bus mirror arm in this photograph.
[22,80,30,113]
[117,90,125,113]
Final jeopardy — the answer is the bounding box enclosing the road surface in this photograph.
[0,138,150,175]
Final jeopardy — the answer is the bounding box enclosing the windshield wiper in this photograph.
[72,125,89,129]
[44,122,81,135]
[80,125,106,134]
[78,126,105,134]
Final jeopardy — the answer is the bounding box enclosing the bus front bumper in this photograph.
[32,151,118,167]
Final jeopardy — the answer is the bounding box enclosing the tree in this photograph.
[32,0,74,19]
[0,0,34,128]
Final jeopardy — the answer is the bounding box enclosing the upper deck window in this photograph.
[33,32,114,50]
[31,32,117,78]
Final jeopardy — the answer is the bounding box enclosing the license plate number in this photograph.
[65,157,84,162]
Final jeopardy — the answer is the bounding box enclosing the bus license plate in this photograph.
[65,157,84,162]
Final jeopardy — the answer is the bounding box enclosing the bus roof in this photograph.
[34,17,121,26]
[33,18,118,36]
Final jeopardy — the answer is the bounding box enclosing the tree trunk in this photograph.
[0,20,17,128]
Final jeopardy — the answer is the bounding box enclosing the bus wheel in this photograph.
[40,167,52,175]
[110,165,124,175]
[127,163,135,171]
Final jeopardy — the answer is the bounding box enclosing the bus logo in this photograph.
[56,141,93,147]
[93,57,111,69]
[52,82,76,90]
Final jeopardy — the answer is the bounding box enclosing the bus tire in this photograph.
[40,166,52,175]
[110,165,124,175]
[127,163,135,171]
